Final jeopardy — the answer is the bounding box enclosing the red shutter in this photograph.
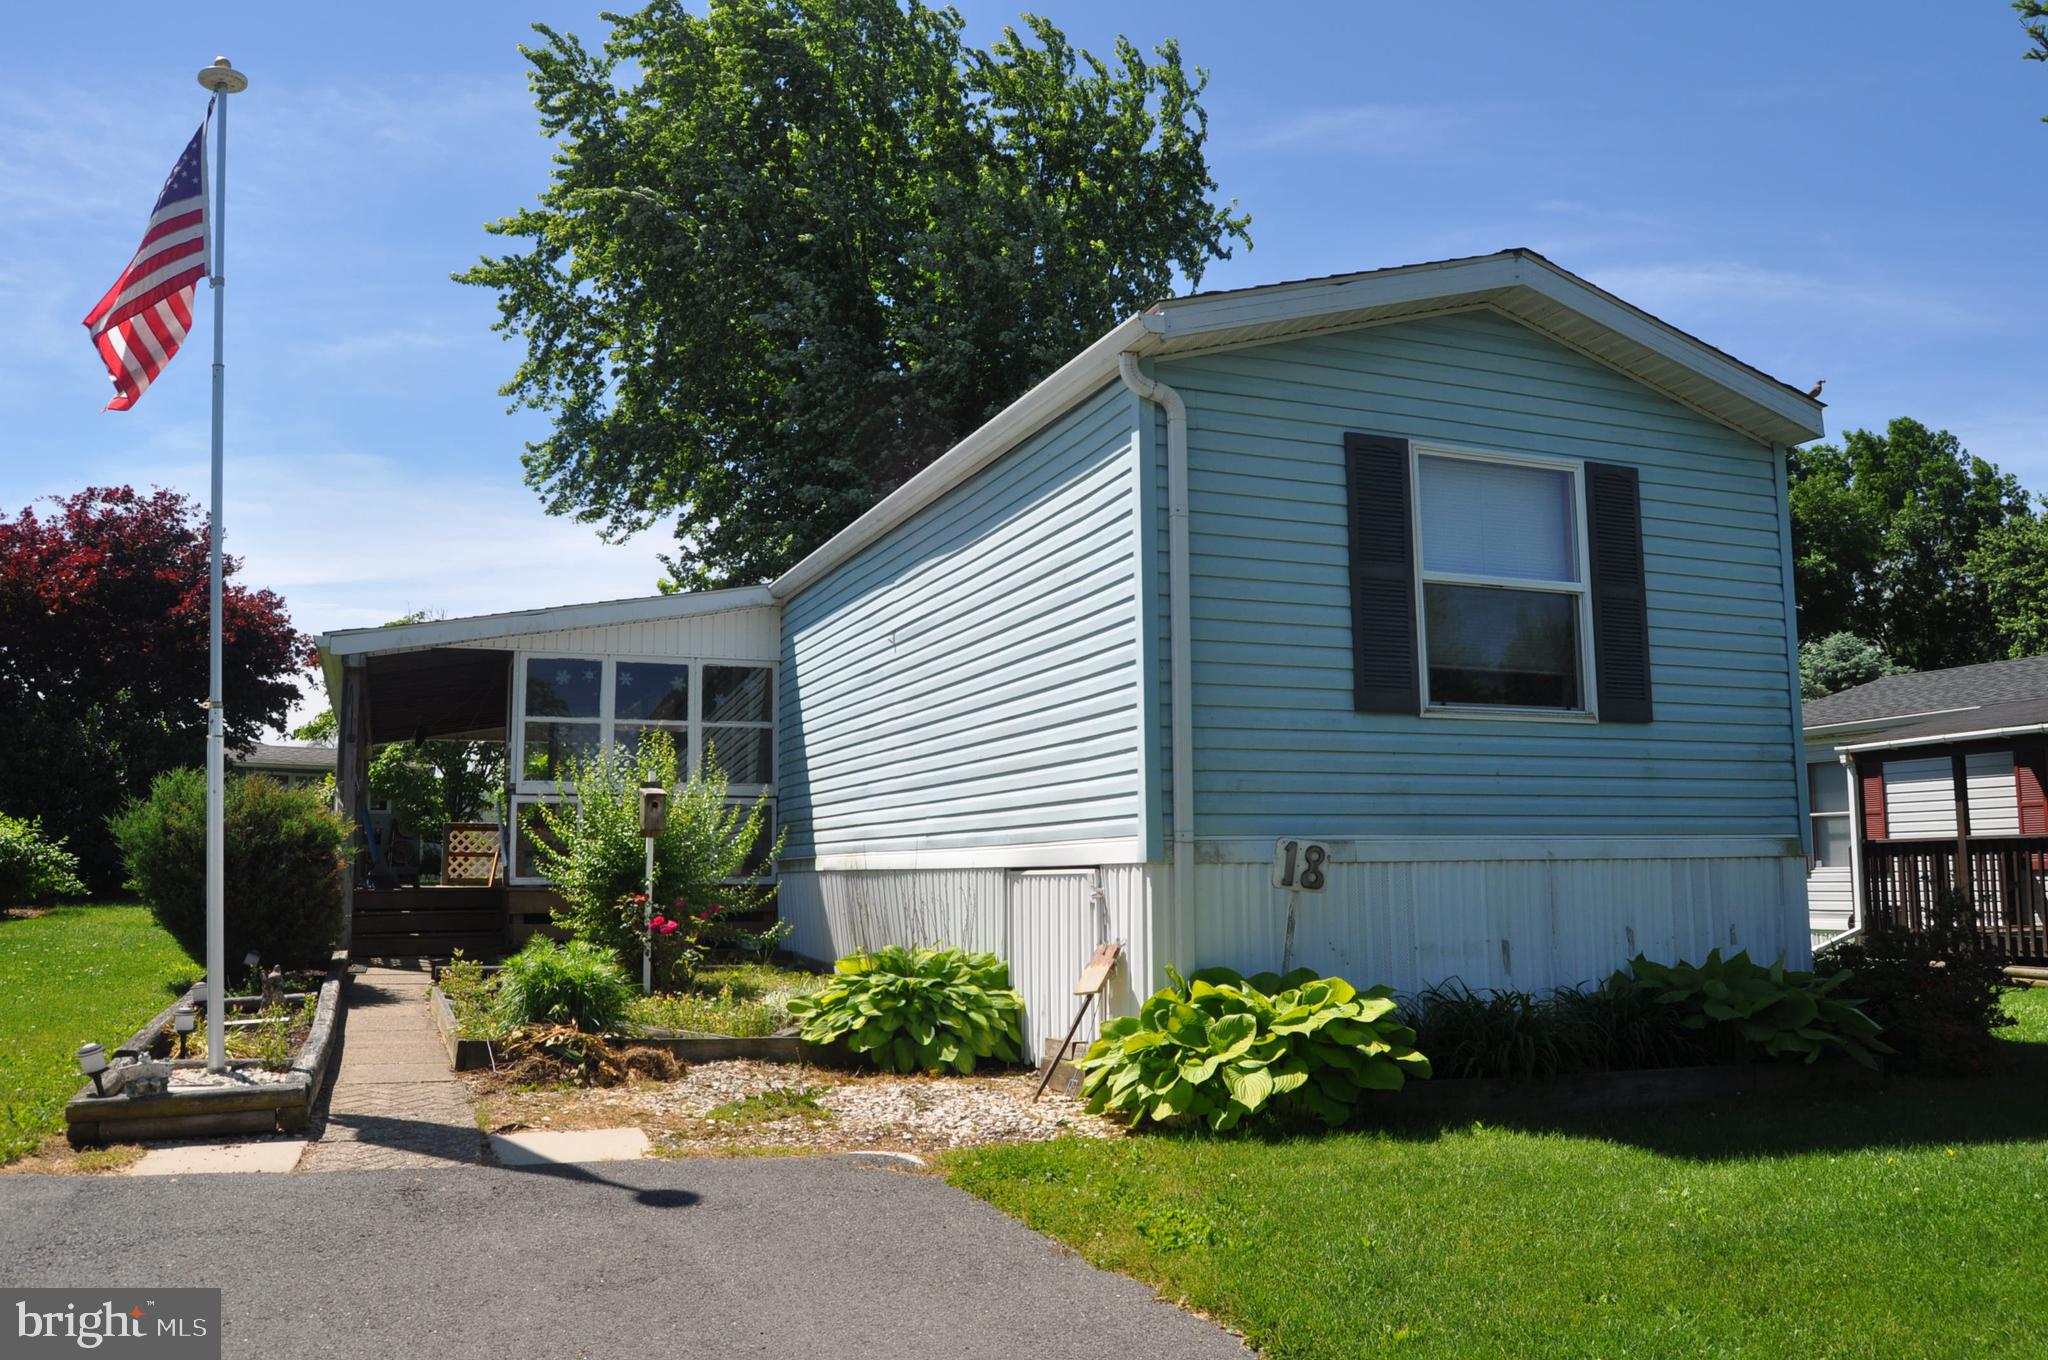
[2017,747,2048,836]
[1860,760,1888,841]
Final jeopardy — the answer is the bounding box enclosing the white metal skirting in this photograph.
[780,851,1808,1048]
[777,865,1160,1060]
[1182,854,1811,995]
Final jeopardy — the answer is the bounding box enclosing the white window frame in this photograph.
[1409,442,1598,722]
[508,653,778,887]
[1807,763,1854,870]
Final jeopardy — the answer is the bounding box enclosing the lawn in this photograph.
[945,988,2048,1360]
[0,904,198,1164]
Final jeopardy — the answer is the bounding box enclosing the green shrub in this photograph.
[1620,949,1889,1069]
[529,729,778,988]
[1406,980,1575,1080]
[1818,893,2013,1074]
[786,945,1025,1074]
[1079,966,1432,1133]
[492,936,638,1033]
[1407,977,1708,1079]
[439,952,506,1039]
[109,769,348,966]
[0,813,87,906]
[1546,976,1707,1072]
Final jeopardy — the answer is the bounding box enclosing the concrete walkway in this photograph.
[298,963,482,1172]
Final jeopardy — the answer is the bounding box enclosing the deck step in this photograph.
[350,931,505,960]
[352,908,503,935]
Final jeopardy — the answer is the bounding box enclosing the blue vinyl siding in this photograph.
[778,384,1144,859]
[1154,308,1802,840]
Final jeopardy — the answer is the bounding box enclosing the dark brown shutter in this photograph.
[1585,462,1653,723]
[1860,759,1889,841]
[2017,745,2048,835]
[1344,432,1418,713]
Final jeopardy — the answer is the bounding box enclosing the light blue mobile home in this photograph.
[320,250,1825,1057]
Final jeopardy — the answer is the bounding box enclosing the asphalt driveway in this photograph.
[0,1156,1247,1359]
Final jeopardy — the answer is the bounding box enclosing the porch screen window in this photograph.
[704,664,774,786]
[523,657,602,781]
[1808,763,1853,868]
[1415,453,1588,711]
[614,661,690,770]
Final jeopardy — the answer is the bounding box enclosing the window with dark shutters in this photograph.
[1584,462,1653,723]
[2017,745,2048,835]
[1860,761,1889,841]
[1343,432,1419,713]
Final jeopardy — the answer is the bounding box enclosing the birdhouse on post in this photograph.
[638,782,669,838]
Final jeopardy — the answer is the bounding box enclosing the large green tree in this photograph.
[2021,0,2047,118]
[461,0,1250,587]
[1787,418,2035,672]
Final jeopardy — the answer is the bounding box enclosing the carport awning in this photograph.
[359,648,511,744]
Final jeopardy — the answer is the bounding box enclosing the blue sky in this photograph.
[2,2,2043,694]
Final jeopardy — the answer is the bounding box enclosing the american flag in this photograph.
[82,108,211,410]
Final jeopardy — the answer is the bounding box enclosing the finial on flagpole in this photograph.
[197,57,248,94]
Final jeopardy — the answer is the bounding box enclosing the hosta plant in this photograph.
[1619,949,1890,1069]
[1079,967,1432,1132]
[786,945,1025,1074]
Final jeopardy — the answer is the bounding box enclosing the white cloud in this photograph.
[12,439,671,638]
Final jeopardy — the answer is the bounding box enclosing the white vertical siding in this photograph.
[1183,851,1810,997]
[777,864,1159,1059]
[1883,752,2018,839]
[449,605,781,660]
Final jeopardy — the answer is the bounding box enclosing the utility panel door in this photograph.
[1005,869,1105,1063]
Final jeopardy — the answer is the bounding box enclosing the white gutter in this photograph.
[1835,721,2048,754]
[1116,352,1195,944]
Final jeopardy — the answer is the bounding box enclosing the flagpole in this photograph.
[198,56,246,1074]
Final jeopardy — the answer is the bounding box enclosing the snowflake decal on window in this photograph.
[619,671,635,687]
[552,669,571,686]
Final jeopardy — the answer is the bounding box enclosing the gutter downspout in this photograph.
[1117,352,1194,959]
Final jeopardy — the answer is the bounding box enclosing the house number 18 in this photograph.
[1273,839,1330,891]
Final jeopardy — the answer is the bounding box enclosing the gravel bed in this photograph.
[169,1066,295,1089]
[471,1058,1120,1156]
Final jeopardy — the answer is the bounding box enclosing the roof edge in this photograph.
[317,584,776,658]
[767,250,1824,602]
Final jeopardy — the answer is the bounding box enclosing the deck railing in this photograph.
[1862,836,2048,962]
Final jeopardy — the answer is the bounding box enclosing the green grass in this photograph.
[0,904,198,1164]
[945,988,2048,1360]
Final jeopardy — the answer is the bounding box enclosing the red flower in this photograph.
[629,893,647,905]
[657,919,679,936]
[649,914,668,930]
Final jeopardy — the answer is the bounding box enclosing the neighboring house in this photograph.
[1802,655,2048,960]
[228,741,334,792]
[317,248,1826,1055]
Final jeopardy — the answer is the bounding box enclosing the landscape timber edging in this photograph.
[429,986,829,1071]
[1028,1056,1884,1118]
[1355,1058,1884,1125]
[63,958,349,1147]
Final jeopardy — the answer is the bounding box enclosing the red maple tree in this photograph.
[0,486,311,889]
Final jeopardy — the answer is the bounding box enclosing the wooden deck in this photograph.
[351,886,509,960]
[1862,836,2048,963]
